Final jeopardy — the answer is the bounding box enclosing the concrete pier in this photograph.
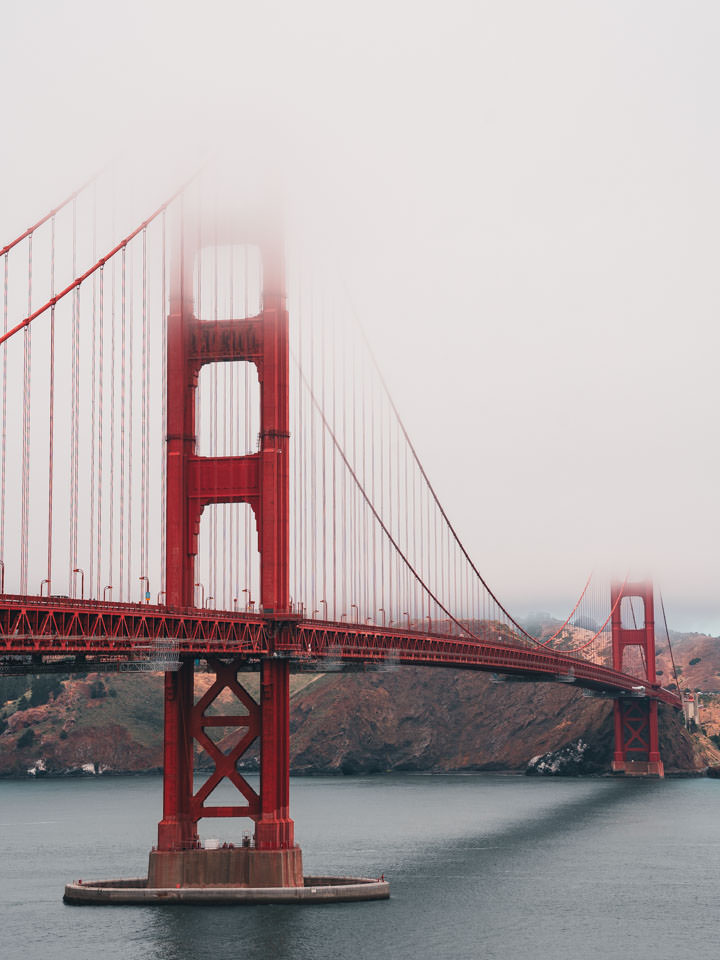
[63,875,390,905]
[147,846,304,889]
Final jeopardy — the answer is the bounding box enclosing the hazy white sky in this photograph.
[2,1,719,631]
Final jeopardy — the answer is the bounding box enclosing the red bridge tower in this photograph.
[149,217,302,888]
[611,581,664,777]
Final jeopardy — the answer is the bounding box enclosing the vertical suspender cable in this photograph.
[126,244,134,599]
[331,285,337,618]
[1,253,7,579]
[108,189,117,596]
[47,217,56,592]
[96,264,104,598]
[20,237,33,594]
[212,235,218,607]
[69,199,78,592]
[160,211,167,598]
[227,247,234,607]
[245,249,252,602]
[321,285,327,614]
[309,276,316,613]
[140,227,148,595]
[119,246,126,600]
[89,187,98,596]
[195,223,202,603]
[352,314,360,620]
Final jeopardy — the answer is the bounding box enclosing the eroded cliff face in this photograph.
[0,665,701,777]
[287,669,700,774]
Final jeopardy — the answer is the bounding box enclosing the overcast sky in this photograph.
[2,1,719,632]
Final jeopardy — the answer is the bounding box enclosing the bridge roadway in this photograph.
[0,595,681,708]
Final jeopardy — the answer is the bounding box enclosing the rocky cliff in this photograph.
[0,657,710,778]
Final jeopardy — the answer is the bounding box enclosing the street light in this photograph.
[157,591,166,605]
[194,582,205,608]
[351,603,358,623]
[379,607,386,626]
[205,596,214,609]
[242,588,252,611]
[320,599,328,620]
[139,575,150,604]
[0,559,4,593]
[103,585,113,601]
[233,597,238,610]
[72,567,84,600]
[403,612,412,629]
[425,615,432,633]
[40,579,50,597]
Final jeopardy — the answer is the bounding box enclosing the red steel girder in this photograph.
[0,598,681,709]
[189,658,261,821]
[0,595,268,656]
[289,621,682,707]
[186,316,263,365]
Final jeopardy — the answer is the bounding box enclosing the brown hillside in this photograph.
[0,665,700,777]
[656,633,720,692]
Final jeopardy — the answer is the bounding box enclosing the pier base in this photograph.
[147,845,303,888]
[64,875,390,905]
[611,759,664,777]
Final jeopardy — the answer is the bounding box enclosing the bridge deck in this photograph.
[0,596,681,707]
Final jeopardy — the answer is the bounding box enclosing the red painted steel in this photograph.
[158,660,195,850]
[0,595,681,709]
[158,214,294,849]
[257,656,294,849]
[0,595,267,654]
[190,658,261,821]
[610,581,664,775]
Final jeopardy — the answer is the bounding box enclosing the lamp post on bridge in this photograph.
[72,567,84,600]
[194,582,205,609]
[103,585,113,602]
[0,559,4,593]
[351,604,359,623]
[139,575,150,604]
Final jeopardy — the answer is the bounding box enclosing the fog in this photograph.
[2,1,719,632]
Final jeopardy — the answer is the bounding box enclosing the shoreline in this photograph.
[0,766,709,781]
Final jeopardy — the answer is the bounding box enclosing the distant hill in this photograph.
[655,631,720,692]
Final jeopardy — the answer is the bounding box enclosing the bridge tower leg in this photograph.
[610,581,664,777]
[150,214,301,887]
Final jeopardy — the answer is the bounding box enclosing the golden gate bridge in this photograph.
[0,166,681,901]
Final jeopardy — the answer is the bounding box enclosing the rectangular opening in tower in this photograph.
[195,502,260,614]
[621,595,645,630]
[195,361,261,458]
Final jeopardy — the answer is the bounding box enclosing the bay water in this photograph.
[1,773,718,960]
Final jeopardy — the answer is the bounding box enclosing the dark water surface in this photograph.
[1,773,718,959]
